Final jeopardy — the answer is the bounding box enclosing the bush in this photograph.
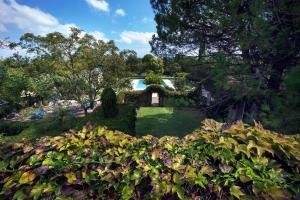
[144,71,163,85]
[0,121,30,136]
[116,91,126,104]
[0,103,20,118]
[101,88,118,118]
[164,97,196,107]
[0,119,299,199]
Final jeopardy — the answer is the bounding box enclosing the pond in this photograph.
[132,79,175,91]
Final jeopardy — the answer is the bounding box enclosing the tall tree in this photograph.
[150,0,300,123]
[19,28,130,115]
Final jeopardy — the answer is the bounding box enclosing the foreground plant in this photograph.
[0,119,299,199]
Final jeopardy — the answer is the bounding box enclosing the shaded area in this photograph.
[0,105,136,143]
[135,107,204,137]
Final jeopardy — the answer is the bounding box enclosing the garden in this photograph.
[1,0,300,199]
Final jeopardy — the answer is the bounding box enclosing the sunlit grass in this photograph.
[135,107,204,137]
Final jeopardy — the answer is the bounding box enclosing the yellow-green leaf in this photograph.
[230,185,245,199]
[65,172,77,184]
[19,171,36,184]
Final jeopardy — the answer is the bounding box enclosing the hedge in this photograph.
[101,88,118,118]
[0,119,299,199]
[124,85,192,107]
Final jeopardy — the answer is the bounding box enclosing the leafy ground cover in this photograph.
[135,107,204,137]
[1,119,299,199]
[0,105,136,143]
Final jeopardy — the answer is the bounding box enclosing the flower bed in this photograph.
[0,119,299,199]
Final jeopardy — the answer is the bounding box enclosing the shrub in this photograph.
[101,88,118,118]
[144,71,163,85]
[0,119,299,199]
[116,91,126,104]
[0,121,29,136]
[164,97,196,107]
[58,104,67,122]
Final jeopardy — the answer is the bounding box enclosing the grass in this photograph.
[135,107,204,137]
[0,105,136,143]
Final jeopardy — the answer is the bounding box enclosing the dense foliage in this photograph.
[150,0,300,132]
[0,28,132,116]
[144,71,164,85]
[101,88,118,118]
[164,97,196,107]
[0,119,299,199]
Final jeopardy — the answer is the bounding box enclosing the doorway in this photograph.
[151,93,159,106]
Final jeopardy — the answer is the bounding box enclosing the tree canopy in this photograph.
[150,0,300,132]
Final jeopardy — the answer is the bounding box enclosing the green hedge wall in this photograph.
[124,85,193,107]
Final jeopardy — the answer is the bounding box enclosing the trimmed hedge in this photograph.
[124,85,191,107]
[0,119,299,199]
[101,88,118,118]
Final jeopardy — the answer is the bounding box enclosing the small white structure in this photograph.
[151,93,159,105]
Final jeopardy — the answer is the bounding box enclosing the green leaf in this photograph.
[12,190,25,200]
[0,161,9,171]
[30,184,43,200]
[200,165,214,177]
[230,185,245,199]
[121,185,133,200]
[185,165,197,181]
[131,169,142,186]
[42,158,56,166]
[173,173,182,184]
[195,174,208,188]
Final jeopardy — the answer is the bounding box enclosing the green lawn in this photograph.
[0,105,136,143]
[135,107,204,137]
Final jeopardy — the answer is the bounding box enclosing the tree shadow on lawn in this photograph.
[135,107,205,138]
[0,105,135,143]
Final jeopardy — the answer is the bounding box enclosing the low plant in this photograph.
[0,119,299,199]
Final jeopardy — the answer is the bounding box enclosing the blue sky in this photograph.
[0,0,157,57]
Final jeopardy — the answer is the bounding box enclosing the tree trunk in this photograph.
[267,61,285,92]
[249,102,258,121]
[235,100,246,121]
[84,108,88,116]
[198,41,206,62]
[227,100,246,122]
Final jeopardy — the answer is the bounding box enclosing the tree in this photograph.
[144,71,163,85]
[174,72,189,91]
[150,0,300,124]
[142,54,164,74]
[19,28,131,115]
[120,50,142,75]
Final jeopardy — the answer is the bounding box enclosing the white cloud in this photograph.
[120,31,155,44]
[115,9,126,16]
[0,0,108,39]
[89,31,108,42]
[86,0,109,12]
[0,0,75,35]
